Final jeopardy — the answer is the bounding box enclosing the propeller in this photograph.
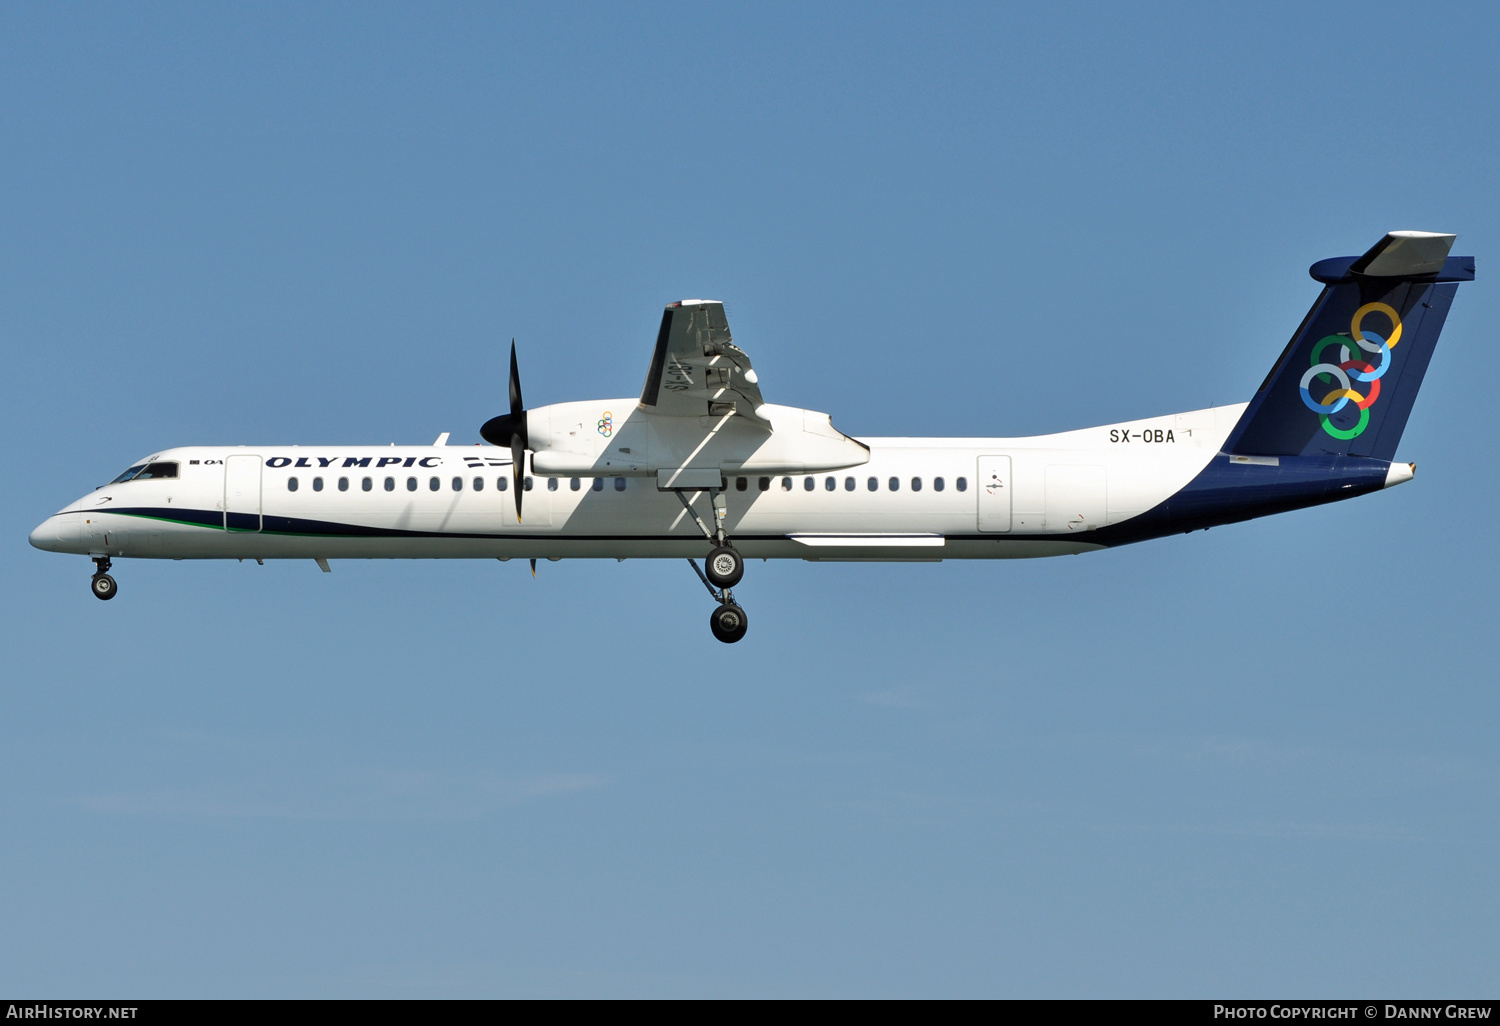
[479,340,529,522]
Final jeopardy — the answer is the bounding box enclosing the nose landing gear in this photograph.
[90,556,117,601]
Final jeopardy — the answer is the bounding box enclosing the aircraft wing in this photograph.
[639,300,770,427]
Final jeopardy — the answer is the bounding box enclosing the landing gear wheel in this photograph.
[709,602,748,644]
[91,574,117,601]
[705,545,744,588]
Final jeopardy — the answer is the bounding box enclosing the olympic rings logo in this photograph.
[597,411,613,437]
[1298,302,1402,440]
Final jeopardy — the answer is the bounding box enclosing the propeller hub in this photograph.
[479,411,527,448]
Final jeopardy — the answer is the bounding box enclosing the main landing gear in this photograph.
[675,486,748,643]
[689,558,748,644]
[90,556,117,601]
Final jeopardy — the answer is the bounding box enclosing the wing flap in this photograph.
[639,301,769,425]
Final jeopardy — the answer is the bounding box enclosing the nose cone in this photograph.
[29,517,58,551]
[29,512,80,552]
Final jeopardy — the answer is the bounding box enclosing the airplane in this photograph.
[29,230,1473,643]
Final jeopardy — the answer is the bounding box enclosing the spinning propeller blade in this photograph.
[509,341,526,522]
[479,339,529,522]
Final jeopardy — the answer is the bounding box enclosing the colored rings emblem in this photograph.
[1299,302,1401,440]
[597,411,613,437]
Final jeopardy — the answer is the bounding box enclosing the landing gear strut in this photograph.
[676,487,749,642]
[90,556,117,601]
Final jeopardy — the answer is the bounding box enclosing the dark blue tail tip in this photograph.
[1311,255,1475,285]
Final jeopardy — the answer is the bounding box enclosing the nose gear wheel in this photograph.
[90,556,117,601]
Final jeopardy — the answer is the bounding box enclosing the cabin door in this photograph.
[976,456,1012,533]
[224,455,262,532]
[1044,465,1106,533]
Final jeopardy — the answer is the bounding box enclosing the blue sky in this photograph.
[3,2,1497,997]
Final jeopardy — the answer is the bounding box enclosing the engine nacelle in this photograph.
[524,400,869,480]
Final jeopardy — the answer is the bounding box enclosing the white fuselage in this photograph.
[31,402,1252,564]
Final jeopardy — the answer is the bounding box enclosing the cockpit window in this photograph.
[110,461,177,482]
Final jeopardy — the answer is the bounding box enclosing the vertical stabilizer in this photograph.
[1225,232,1473,460]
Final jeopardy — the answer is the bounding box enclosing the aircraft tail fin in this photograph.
[1223,231,1473,461]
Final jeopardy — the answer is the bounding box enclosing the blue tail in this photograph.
[1224,231,1473,461]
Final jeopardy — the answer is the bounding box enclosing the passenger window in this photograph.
[570,477,581,491]
[473,477,483,491]
[888,477,899,491]
[759,477,770,491]
[782,477,793,491]
[364,477,374,492]
[844,477,855,491]
[339,477,350,492]
[429,477,440,492]
[404,477,415,491]
[911,477,922,492]
[934,476,945,492]
[497,476,508,491]
[803,477,815,492]
[452,477,462,491]
[524,477,533,491]
[956,477,968,492]
[288,477,299,492]
[547,477,558,491]
[614,477,626,491]
[592,477,604,492]
[868,477,878,491]
[313,477,324,492]
[736,477,747,491]
[824,477,835,491]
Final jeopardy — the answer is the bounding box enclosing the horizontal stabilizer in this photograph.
[1351,231,1454,277]
[1311,232,1473,284]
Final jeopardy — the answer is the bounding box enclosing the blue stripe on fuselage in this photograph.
[1089,453,1391,547]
